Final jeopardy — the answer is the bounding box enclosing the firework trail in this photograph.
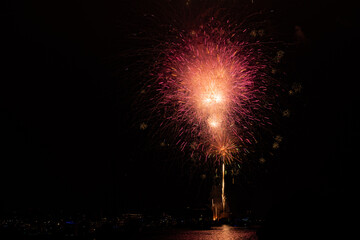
[222,162,225,210]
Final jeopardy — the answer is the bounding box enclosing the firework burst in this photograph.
[146,8,278,164]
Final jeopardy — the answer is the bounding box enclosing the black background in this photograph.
[1,1,358,234]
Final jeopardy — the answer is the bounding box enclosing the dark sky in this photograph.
[1,0,358,218]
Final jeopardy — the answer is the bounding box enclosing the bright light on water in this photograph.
[144,225,258,240]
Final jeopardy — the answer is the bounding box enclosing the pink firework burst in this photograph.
[145,8,279,163]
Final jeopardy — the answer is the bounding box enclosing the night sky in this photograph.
[1,0,357,221]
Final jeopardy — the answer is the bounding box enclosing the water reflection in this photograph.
[149,225,257,240]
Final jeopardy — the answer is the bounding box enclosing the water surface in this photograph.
[140,225,258,240]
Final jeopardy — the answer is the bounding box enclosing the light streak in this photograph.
[222,162,226,211]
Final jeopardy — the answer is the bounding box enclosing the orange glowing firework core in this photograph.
[212,138,237,163]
